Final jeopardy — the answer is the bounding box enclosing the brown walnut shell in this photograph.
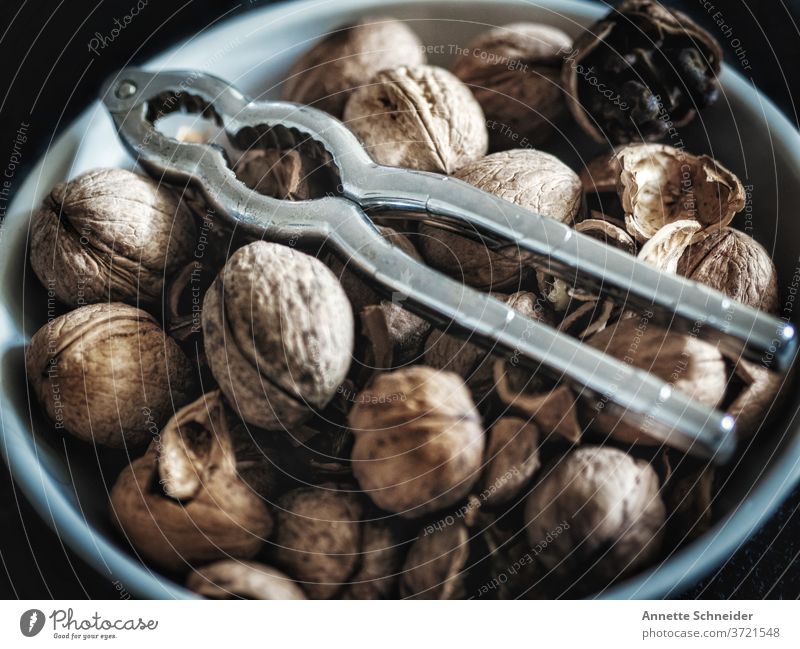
[269,487,362,599]
[343,64,488,174]
[481,416,541,506]
[419,149,583,290]
[348,366,484,518]
[585,317,727,446]
[451,23,572,150]
[29,168,197,308]
[109,447,273,572]
[202,241,354,430]
[400,521,469,599]
[524,446,665,594]
[233,148,337,200]
[616,144,745,242]
[342,522,402,599]
[26,302,197,448]
[186,560,306,600]
[282,16,426,118]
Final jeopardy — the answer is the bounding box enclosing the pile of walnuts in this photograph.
[25,4,788,599]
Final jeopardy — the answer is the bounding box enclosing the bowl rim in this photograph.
[1,0,800,600]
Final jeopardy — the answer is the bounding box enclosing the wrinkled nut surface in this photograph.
[616,144,745,242]
[342,522,402,599]
[270,487,362,599]
[586,318,727,445]
[451,23,572,150]
[109,448,273,571]
[348,366,484,517]
[30,168,197,308]
[343,64,488,174]
[401,521,469,599]
[187,560,306,599]
[419,149,582,289]
[282,16,425,118]
[677,228,779,314]
[563,0,722,143]
[26,302,197,448]
[524,446,665,592]
[424,291,550,398]
[203,241,354,430]
[233,149,337,200]
[482,417,541,506]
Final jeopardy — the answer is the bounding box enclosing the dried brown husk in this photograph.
[424,291,552,400]
[348,366,484,518]
[202,241,354,430]
[419,149,583,290]
[585,318,728,446]
[343,64,488,174]
[563,0,722,143]
[481,417,541,506]
[269,487,362,599]
[25,302,197,448]
[616,144,745,243]
[524,446,665,595]
[451,23,572,150]
[400,521,469,599]
[493,359,581,443]
[186,560,306,599]
[29,168,198,308]
[282,16,426,118]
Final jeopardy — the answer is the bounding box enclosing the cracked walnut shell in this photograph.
[202,241,354,430]
[343,64,488,174]
[26,302,197,448]
[186,560,306,600]
[282,16,425,118]
[29,168,197,308]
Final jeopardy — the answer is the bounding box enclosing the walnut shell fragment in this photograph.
[524,446,665,594]
[727,359,788,440]
[451,23,572,150]
[563,0,722,143]
[282,17,426,118]
[419,149,583,290]
[481,416,541,506]
[29,168,197,308]
[233,148,337,200]
[586,317,727,446]
[616,144,746,242]
[187,560,306,600]
[342,522,403,599]
[269,488,362,599]
[400,521,469,599]
[202,241,354,430]
[348,366,484,518]
[343,64,488,174]
[26,302,197,448]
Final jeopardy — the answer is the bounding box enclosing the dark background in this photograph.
[0,0,799,598]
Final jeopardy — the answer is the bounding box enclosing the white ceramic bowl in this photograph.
[2,0,800,599]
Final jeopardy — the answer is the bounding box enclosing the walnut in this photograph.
[282,16,425,118]
[233,148,337,200]
[400,521,469,599]
[269,487,362,599]
[343,65,488,174]
[424,291,552,399]
[29,168,197,308]
[524,446,665,594]
[575,218,636,255]
[452,23,572,150]
[109,396,274,571]
[328,227,430,367]
[186,561,306,599]
[727,359,788,440]
[418,149,582,289]
[341,522,402,599]
[202,241,354,430]
[614,144,745,242]
[481,417,541,506]
[348,366,484,517]
[586,317,727,446]
[25,302,197,448]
